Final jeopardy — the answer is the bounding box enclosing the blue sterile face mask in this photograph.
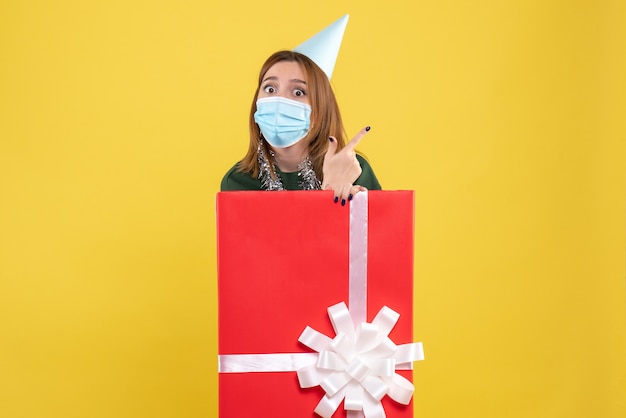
[254,97,312,148]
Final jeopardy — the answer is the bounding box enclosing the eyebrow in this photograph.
[261,76,307,85]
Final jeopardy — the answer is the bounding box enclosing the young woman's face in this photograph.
[258,61,310,105]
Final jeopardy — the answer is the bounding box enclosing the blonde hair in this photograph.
[238,50,347,179]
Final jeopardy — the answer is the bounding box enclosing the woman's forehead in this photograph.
[264,61,307,81]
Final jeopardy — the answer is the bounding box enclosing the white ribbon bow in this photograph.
[297,302,424,418]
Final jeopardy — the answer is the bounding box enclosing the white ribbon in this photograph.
[218,191,425,417]
[349,191,369,326]
[297,302,424,418]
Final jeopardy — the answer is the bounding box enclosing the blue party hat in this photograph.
[294,14,349,79]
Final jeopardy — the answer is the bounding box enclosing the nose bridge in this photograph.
[278,87,291,99]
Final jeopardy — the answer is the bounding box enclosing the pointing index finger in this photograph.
[344,126,371,150]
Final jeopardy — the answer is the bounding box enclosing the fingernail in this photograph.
[329,137,334,142]
[334,196,339,203]
[348,194,353,201]
[365,126,371,132]
[341,199,346,206]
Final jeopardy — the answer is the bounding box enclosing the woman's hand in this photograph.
[322,126,370,205]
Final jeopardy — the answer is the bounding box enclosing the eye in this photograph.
[293,88,306,97]
[263,85,277,94]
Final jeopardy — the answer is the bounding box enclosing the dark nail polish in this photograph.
[348,194,353,201]
[334,196,339,203]
[329,137,334,142]
[365,126,371,132]
[341,199,346,206]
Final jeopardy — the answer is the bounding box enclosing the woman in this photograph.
[220,50,381,205]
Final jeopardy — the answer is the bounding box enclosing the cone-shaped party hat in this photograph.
[293,14,349,79]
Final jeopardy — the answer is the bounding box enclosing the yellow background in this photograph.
[1,1,624,417]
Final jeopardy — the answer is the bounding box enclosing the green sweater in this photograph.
[221,154,382,191]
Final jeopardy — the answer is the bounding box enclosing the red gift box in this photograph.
[217,190,422,417]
